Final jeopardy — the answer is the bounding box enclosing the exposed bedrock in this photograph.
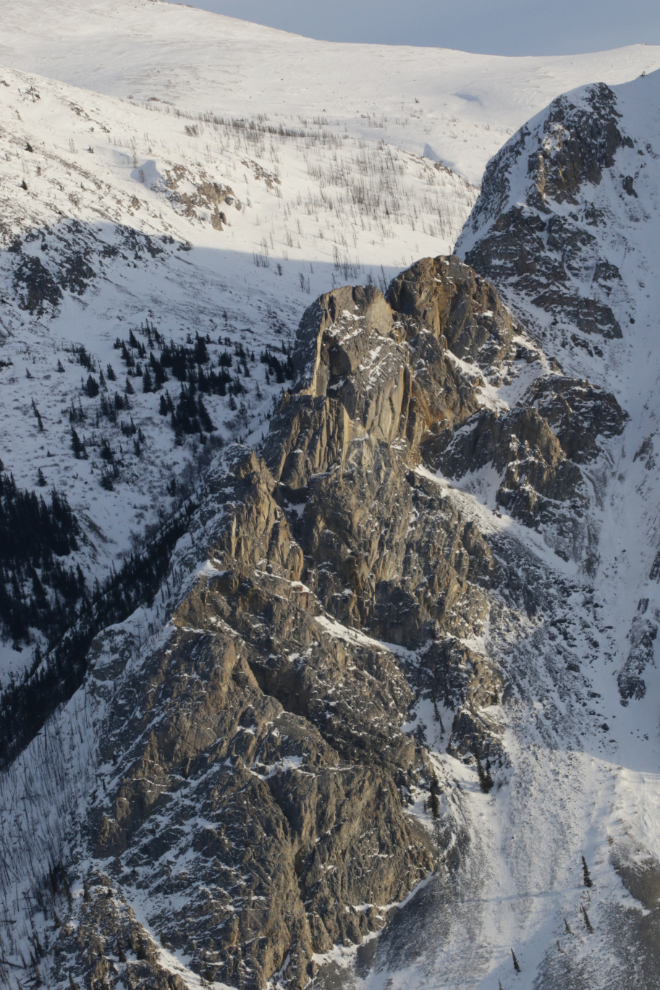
[54,253,625,988]
[456,82,636,340]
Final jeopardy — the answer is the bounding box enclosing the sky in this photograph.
[165,0,660,56]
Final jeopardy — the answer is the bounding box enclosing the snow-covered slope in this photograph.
[1,0,660,184]
[0,60,476,682]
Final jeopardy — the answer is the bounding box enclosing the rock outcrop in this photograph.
[456,82,637,343]
[40,252,626,989]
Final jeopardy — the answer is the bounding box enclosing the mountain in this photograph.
[2,3,660,989]
[456,69,660,701]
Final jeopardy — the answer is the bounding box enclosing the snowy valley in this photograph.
[1,2,660,989]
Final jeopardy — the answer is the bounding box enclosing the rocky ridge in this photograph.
[456,80,648,352]
[0,243,632,990]
[456,70,660,704]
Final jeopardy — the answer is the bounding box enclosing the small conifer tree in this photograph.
[84,375,100,398]
[71,427,86,459]
[429,772,441,819]
[582,856,593,888]
[31,399,44,431]
[143,367,154,393]
[476,754,494,794]
[511,948,521,973]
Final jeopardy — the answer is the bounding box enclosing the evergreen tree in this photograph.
[429,772,440,820]
[37,468,47,487]
[100,469,114,491]
[476,754,494,794]
[57,359,65,373]
[106,363,117,381]
[84,374,100,398]
[582,856,593,888]
[581,905,594,933]
[71,427,86,459]
[194,333,209,364]
[32,399,44,431]
[150,351,167,388]
[100,438,114,463]
[75,345,92,370]
[142,366,154,393]
[197,396,215,433]
[511,948,521,973]
[125,376,135,395]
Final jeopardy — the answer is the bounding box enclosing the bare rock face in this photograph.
[456,82,633,340]
[429,374,626,535]
[55,872,189,990]
[434,405,587,526]
[526,375,628,463]
[618,613,658,702]
[407,636,504,759]
[47,253,627,989]
[386,255,519,372]
[83,447,435,990]
[526,82,625,206]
